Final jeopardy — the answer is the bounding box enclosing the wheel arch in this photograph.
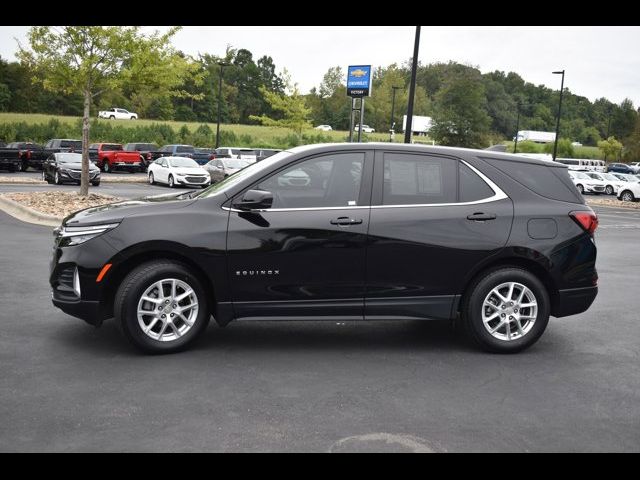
[458,255,558,317]
[100,243,219,323]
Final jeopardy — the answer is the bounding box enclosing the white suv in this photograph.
[568,170,606,195]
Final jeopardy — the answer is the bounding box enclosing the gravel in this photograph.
[1,191,121,218]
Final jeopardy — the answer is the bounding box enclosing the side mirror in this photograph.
[233,189,273,211]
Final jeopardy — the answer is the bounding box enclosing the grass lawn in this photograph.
[0,112,434,146]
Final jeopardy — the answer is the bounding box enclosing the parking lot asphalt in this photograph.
[0,205,639,452]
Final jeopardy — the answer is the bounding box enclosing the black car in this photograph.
[50,143,598,354]
[123,143,162,170]
[43,152,101,186]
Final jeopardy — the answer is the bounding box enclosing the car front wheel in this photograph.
[605,185,614,195]
[148,172,155,185]
[621,190,635,202]
[54,171,62,185]
[115,261,210,353]
[461,267,550,353]
[168,174,175,188]
[576,184,584,194]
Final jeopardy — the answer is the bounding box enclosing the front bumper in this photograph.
[52,295,103,326]
[552,286,598,317]
[0,159,20,169]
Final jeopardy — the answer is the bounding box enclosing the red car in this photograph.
[89,143,143,173]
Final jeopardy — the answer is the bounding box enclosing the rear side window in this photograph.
[484,157,582,203]
[459,163,494,202]
[382,153,456,205]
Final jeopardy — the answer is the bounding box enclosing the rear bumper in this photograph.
[552,286,598,318]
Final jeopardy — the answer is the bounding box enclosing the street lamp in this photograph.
[215,61,231,149]
[404,26,421,144]
[389,86,402,142]
[551,70,565,161]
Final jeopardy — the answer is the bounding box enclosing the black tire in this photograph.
[54,171,62,185]
[576,184,584,194]
[131,116,136,120]
[114,261,210,354]
[91,181,100,187]
[102,160,111,173]
[148,172,155,185]
[605,185,614,195]
[461,267,550,353]
[109,115,115,120]
[20,159,28,172]
[168,174,175,188]
[620,190,635,202]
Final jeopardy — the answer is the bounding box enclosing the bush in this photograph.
[514,140,540,153]
[544,138,574,158]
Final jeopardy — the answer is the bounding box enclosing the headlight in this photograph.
[60,223,120,246]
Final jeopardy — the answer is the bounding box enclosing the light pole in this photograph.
[404,26,421,144]
[389,86,402,142]
[551,70,565,161]
[513,105,522,153]
[215,61,231,149]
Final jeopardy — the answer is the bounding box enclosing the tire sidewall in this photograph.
[116,262,209,353]
[464,268,550,353]
[168,174,174,188]
[149,172,154,184]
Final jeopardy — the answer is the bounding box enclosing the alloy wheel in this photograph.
[481,282,538,341]
[136,278,199,342]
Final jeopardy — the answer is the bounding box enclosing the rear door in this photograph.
[226,149,374,319]
[365,150,513,320]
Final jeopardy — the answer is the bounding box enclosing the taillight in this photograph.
[146,153,151,160]
[570,210,598,235]
[209,154,215,160]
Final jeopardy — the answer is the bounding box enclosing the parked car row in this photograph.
[0,138,282,174]
[567,169,640,203]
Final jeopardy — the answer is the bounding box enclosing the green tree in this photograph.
[597,136,623,161]
[18,26,191,196]
[250,74,311,136]
[430,69,491,148]
[544,138,575,158]
[0,83,10,111]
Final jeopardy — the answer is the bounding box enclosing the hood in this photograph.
[63,191,197,226]
[60,162,100,172]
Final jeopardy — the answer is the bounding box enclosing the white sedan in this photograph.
[618,181,640,202]
[314,125,333,131]
[586,172,626,195]
[354,124,375,133]
[148,156,211,188]
[568,171,606,195]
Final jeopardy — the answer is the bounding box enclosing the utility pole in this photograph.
[551,70,565,161]
[404,26,421,144]
[215,61,231,149]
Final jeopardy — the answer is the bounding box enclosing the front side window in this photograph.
[382,153,456,205]
[256,152,364,209]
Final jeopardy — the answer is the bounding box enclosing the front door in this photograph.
[226,150,373,319]
[365,150,513,320]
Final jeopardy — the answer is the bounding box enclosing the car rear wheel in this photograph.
[461,267,550,353]
[115,261,210,353]
[168,174,175,188]
[605,185,614,195]
[91,181,100,187]
[102,160,111,173]
[621,190,635,202]
[109,115,115,120]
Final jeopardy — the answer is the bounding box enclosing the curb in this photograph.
[0,195,62,227]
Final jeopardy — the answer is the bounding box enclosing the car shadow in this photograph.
[53,318,476,356]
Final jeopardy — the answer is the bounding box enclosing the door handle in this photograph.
[467,212,497,221]
[330,217,363,226]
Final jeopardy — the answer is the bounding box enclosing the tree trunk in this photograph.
[80,89,91,197]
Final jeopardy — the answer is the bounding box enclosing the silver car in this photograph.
[204,158,252,183]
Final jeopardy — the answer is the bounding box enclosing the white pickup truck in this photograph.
[98,108,138,120]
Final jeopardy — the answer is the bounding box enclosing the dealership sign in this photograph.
[347,65,372,97]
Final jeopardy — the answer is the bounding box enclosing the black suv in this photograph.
[50,143,598,354]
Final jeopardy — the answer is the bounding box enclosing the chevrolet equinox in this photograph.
[50,143,598,353]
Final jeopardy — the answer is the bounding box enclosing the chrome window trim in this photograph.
[223,159,508,213]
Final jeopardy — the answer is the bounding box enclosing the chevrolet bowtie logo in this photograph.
[350,69,367,78]
[236,270,280,276]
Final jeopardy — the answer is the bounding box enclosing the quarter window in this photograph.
[256,153,364,209]
[382,153,456,205]
[459,163,494,202]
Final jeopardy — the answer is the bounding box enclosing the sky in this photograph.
[2,26,639,106]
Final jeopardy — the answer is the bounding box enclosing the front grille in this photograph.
[185,176,207,183]
[593,186,605,191]
[68,170,98,179]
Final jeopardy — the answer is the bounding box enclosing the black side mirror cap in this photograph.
[233,189,273,211]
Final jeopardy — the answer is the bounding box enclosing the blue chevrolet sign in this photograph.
[347,65,372,97]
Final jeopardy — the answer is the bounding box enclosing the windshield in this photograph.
[176,146,195,153]
[602,174,618,181]
[197,151,294,198]
[224,159,250,169]
[571,172,590,179]
[102,144,122,151]
[169,158,199,168]
[57,153,83,164]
